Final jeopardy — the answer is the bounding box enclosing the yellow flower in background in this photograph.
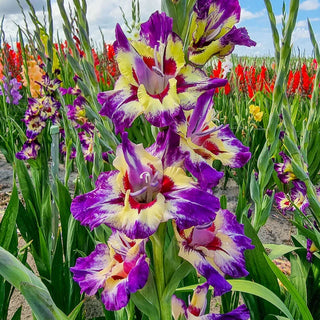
[249,104,263,122]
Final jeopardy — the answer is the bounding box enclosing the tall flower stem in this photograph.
[150,223,172,320]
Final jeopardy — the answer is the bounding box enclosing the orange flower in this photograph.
[22,58,45,97]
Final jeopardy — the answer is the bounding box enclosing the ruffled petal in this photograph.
[98,77,142,134]
[172,295,187,320]
[71,233,149,311]
[202,304,250,320]
[164,167,220,228]
[187,0,255,65]
[139,11,174,47]
[174,210,253,296]
[70,243,110,296]
[71,171,124,230]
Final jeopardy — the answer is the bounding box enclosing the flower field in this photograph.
[0,0,320,319]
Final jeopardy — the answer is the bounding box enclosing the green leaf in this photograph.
[229,280,294,320]
[164,231,183,285]
[242,216,281,318]
[265,316,290,320]
[0,247,68,320]
[51,233,66,310]
[54,179,72,256]
[264,253,313,320]
[11,306,22,320]
[220,195,227,210]
[177,279,294,320]
[243,216,281,292]
[15,159,39,214]
[264,244,300,260]
[20,282,68,320]
[250,171,261,206]
[67,300,84,320]
[66,215,77,267]
[163,261,193,300]
[131,271,160,320]
[0,184,19,250]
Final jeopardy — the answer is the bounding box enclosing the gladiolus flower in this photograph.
[71,132,220,239]
[172,283,250,319]
[174,209,253,296]
[66,95,88,126]
[22,58,45,97]
[16,140,41,160]
[274,152,308,184]
[187,0,256,66]
[177,91,251,189]
[307,238,318,262]
[0,75,22,105]
[71,232,149,311]
[78,123,95,162]
[97,11,227,134]
[274,180,309,215]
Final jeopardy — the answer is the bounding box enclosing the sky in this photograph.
[0,0,320,57]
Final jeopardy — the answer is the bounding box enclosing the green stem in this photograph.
[150,223,172,320]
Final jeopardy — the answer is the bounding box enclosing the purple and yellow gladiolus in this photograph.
[177,91,251,189]
[71,132,220,239]
[97,11,227,133]
[187,0,256,65]
[71,232,149,311]
[172,282,250,319]
[174,209,253,297]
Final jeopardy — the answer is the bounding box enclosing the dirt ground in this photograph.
[0,153,294,319]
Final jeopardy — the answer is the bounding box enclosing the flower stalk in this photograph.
[150,222,172,320]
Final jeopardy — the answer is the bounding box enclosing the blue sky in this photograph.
[1,0,320,57]
[237,0,320,56]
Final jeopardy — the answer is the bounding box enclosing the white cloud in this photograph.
[240,8,265,21]
[275,14,283,25]
[0,0,45,15]
[293,27,310,40]
[296,20,308,28]
[300,0,320,10]
[2,0,160,45]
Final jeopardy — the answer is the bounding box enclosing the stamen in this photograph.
[206,24,223,42]
[194,124,223,137]
[140,172,151,183]
[152,66,164,77]
[130,186,148,197]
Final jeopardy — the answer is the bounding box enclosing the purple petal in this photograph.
[71,171,124,230]
[114,23,131,52]
[184,155,224,189]
[16,140,41,160]
[127,256,150,292]
[121,132,148,185]
[220,27,256,49]
[194,0,240,24]
[210,125,251,168]
[165,187,220,229]
[70,243,110,295]
[101,281,129,311]
[205,304,250,320]
[139,11,174,47]
[98,85,141,135]
[187,91,213,137]
[172,295,187,320]
[196,258,232,296]
[148,129,186,168]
